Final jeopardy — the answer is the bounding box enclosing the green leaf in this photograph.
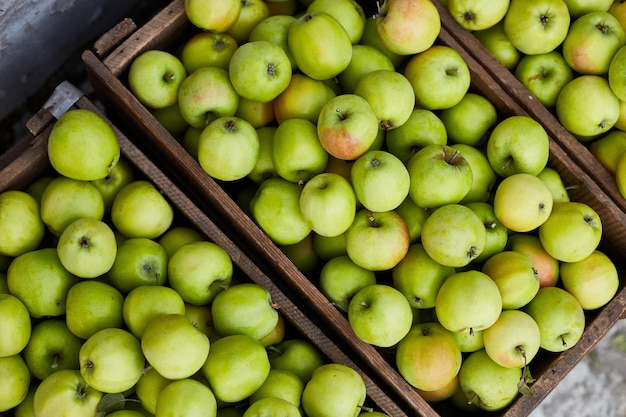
[98,392,127,413]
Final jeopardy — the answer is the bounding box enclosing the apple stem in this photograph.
[596,23,610,34]
[358,405,375,413]
[51,354,60,369]
[142,365,153,375]
[372,0,386,19]
[367,212,378,228]
[469,327,474,337]
[56,301,66,309]
[561,335,568,347]
[484,220,497,229]
[162,72,175,83]
[380,120,393,131]
[467,392,477,406]
[267,345,281,354]
[501,157,513,172]
[447,149,462,164]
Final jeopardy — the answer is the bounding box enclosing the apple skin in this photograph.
[184,0,241,32]
[609,44,626,101]
[440,92,498,147]
[560,250,619,310]
[447,0,510,31]
[279,233,321,275]
[482,250,540,310]
[0,354,31,412]
[306,0,367,44]
[396,322,462,392]
[395,196,431,243]
[0,190,45,258]
[235,96,275,128]
[564,0,614,18]
[514,51,574,108]
[589,129,626,173]
[465,201,509,263]
[359,16,407,68]
[127,50,187,109]
[267,338,326,383]
[225,0,270,45]
[451,144,497,204]
[616,148,626,198]
[0,293,31,357]
[249,14,297,70]
[482,310,541,369]
[244,397,301,417]
[65,280,125,340]
[91,157,136,214]
[385,108,447,165]
[154,377,217,417]
[452,329,484,353]
[158,225,204,258]
[319,255,377,312]
[122,285,186,339]
[508,233,560,288]
[474,22,521,70]
[273,73,336,124]
[537,166,571,203]
[338,44,395,94]
[301,363,366,417]
[135,367,172,414]
[33,369,103,417]
[181,32,238,74]
[610,0,626,33]
[248,126,277,184]
[107,237,168,294]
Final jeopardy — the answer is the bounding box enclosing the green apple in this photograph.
[307,0,366,44]
[184,0,242,32]
[135,366,172,414]
[538,201,602,262]
[474,21,521,70]
[503,0,571,55]
[385,108,447,165]
[440,92,498,147]
[458,349,522,411]
[493,173,554,233]
[154,377,217,417]
[168,240,233,305]
[57,217,117,278]
[249,14,297,70]
[319,255,376,312]
[249,368,304,406]
[359,16,407,68]
[313,231,347,261]
[33,369,102,417]
[272,118,328,184]
[435,270,503,334]
[157,225,204,258]
[107,238,168,293]
[616,148,626,197]
[564,0,614,18]
[25,175,55,203]
[482,250,540,310]
[183,126,202,159]
[0,354,30,412]
[65,280,125,339]
[225,0,270,44]
[0,293,31,357]
[127,50,186,109]
[0,190,45,257]
[180,32,238,74]
[451,140,497,201]
[301,363,366,417]
[14,383,36,417]
[91,157,136,214]
[317,94,379,161]
[524,286,586,352]
[537,166,570,203]
[414,374,459,404]
[560,250,619,310]
[452,329,484,353]
[391,243,455,309]
[235,96,275,128]
[374,0,441,55]
[273,74,336,124]
[338,44,395,94]
[178,66,240,129]
[508,233,560,288]
[514,51,574,108]
[153,102,189,138]
[420,204,487,268]
[243,396,300,417]
[279,232,321,275]
[407,144,473,208]
[287,11,352,80]
[395,322,462,392]
[267,338,326,384]
[247,126,277,184]
[465,201,509,263]
[404,45,471,111]
[202,334,271,403]
[122,285,186,339]
[347,284,413,347]
[609,44,626,101]
[345,209,410,271]
[556,75,620,140]
[447,0,510,31]
[395,195,431,243]
[111,180,174,239]
[185,303,221,343]
[589,128,626,173]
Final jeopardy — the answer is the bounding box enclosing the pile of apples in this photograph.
[0,108,388,417]
[122,0,622,413]
[446,0,626,199]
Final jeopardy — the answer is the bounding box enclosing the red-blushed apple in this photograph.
[482,250,540,310]
[235,97,275,128]
[560,250,619,310]
[483,309,541,369]
[440,92,498,147]
[385,108,447,165]
[508,233,560,288]
[474,22,522,70]
[301,364,366,417]
[306,0,366,44]
[465,201,508,263]
[33,369,103,417]
[435,270,503,334]
[537,166,571,203]
[588,129,626,174]
[184,0,241,32]
[359,15,407,68]
[0,293,31,357]
[447,0,510,31]
[420,204,487,268]
[127,50,187,109]
[338,44,395,94]
[273,73,336,124]
[395,195,431,243]
[122,285,186,339]
[395,322,462,392]
[249,14,297,70]
[180,32,238,73]
[225,0,270,45]
[345,209,410,271]
[414,374,459,403]
[538,201,602,262]
[514,51,574,108]
[154,378,217,417]
[319,255,377,312]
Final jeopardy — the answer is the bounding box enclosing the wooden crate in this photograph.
[80,1,626,415]
[0,92,409,417]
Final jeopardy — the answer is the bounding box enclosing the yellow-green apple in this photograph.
[306,0,366,44]
[273,73,336,124]
[414,374,459,404]
[23,318,83,381]
[225,0,270,44]
[354,69,415,131]
[211,282,279,341]
[0,354,30,411]
[391,243,455,309]
[347,284,413,347]
[235,97,275,128]
[229,40,291,102]
[474,22,521,70]
[385,108,447,165]
[183,126,202,159]
[611,0,626,32]
[258,312,286,347]
[421,204,486,268]
[508,233,560,288]
[7,248,78,318]
[447,0,510,31]
[91,157,136,214]
[524,286,585,352]
[287,11,352,80]
[317,93,380,160]
[350,150,410,212]
[40,176,105,236]
[374,0,441,55]
[153,103,189,138]
[564,0,613,18]
[616,149,626,197]
[142,313,210,379]
[202,334,271,403]
[198,116,260,181]
[395,322,462,392]
[514,51,574,108]
[79,328,144,393]
[435,270,503,334]
[180,32,238,74]
[25,175,55,203]
[184,0,241,32]
[279,232,321,275]
[465,202,508,263]
[404,45,471,110]
[122,285,186,339]
[127,50,187,109]
[407,144,473,208]
[458,349,522,411]
[609,44,626,100]
[267,338,326,383]
[246,396,300,417]
[301,363,366,417]
[111,180,174,239]
[154,378,217,417]
[338,44,395,94]
[589,129,626,173]
[556,75,620,140]
[249,177,312,245]
[177,66,240,129]
[440,92,498,147]
[0,293,31,357]
[560,250,619,310]
[56,217,117,278]
[562,11,625,75]
[319,255,376,312]
[249,14,297,69]
[482,250,540,310]
[538,201,602,262]
[503,0,571,55]
[299,173,356,237]
[452,328,484,353]
[345,209,410,271]
[451,144,498,204]
[493,173,554,232]
[65,280,124,339]
[272,118,328,184]
[107,238,168,293]
[248,126,277,184]
[482,309,541,369]
[33,369,102,417]
[359,16,407,68]
[168,240,233,305]
[184,303,221,343]
[47,109,120,181]
[395,196,431,243]
[313,231,348,261]
[536,166,570,204]
[135,367,172,414]
[157,225,204,258]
